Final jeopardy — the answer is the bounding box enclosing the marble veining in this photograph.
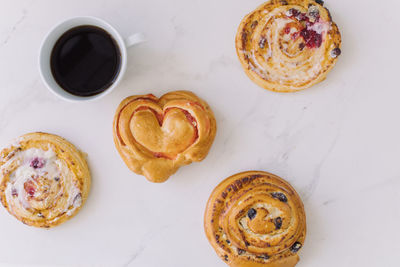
[1,10,27,46]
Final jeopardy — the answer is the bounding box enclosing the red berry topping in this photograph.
[291,31,300,40]
[30,157,45,169]
[300,29,322,48]
[288,8,300,17]
[24,181,36,197]
[286,7,325,49]
[296,13,308,21]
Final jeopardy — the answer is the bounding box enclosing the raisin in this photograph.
[271,192,288,202]
[237,248,246,255]
[274,217,283,230]
[247,208,257,220]
[291,242,302,253]
[331,47,341,58]
[256,254,270,260]
[259,37,267,49]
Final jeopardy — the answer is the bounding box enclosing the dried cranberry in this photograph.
[300,29,310,40]
[284,26,291,34]
[296,13,308,21]
[24,181,36,197]
[30,157,45,169]
[300,29,322,48]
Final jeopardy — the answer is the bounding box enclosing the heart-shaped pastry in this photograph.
[113,91,216,183]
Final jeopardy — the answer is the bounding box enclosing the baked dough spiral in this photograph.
[204,171,306,267]
[113,91,216,183]
[0,132,90,228]
[236,0,342,92]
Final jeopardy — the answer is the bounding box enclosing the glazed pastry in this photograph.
[0,132,90,228]
[204,171,306,267]
[113,91,216,183]
[236,0,342,92]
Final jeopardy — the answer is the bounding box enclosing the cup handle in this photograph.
[124,32,146,48]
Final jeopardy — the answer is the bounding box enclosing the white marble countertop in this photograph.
[0,0,399,266]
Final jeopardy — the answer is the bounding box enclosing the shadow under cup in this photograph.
[39,17,128,102]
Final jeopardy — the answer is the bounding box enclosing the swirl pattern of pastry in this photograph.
[113,91,216,183]
[236,0,342,92]
[204,171,306,267]
[0,133,90,228]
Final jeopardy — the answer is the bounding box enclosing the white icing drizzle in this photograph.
[0,147,82,223]
[243,7,333,87]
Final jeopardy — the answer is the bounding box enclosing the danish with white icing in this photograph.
[0,132,90,228]
[236,0,341,92]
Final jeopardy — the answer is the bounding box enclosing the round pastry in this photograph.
[113,90,217,183]
[204,171,306,267]
[0,132,90,228]
[236,0,342,92]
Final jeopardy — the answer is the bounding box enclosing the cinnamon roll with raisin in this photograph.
[205,171,306,267]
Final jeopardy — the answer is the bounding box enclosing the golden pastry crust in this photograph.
[113,90,217,183]
[0,132,90,228]
[236,0,342,92]
[204,171,306,267]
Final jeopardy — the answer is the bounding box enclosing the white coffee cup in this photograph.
[39,16,145,102]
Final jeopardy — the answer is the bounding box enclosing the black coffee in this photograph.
[50,25,121,97]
